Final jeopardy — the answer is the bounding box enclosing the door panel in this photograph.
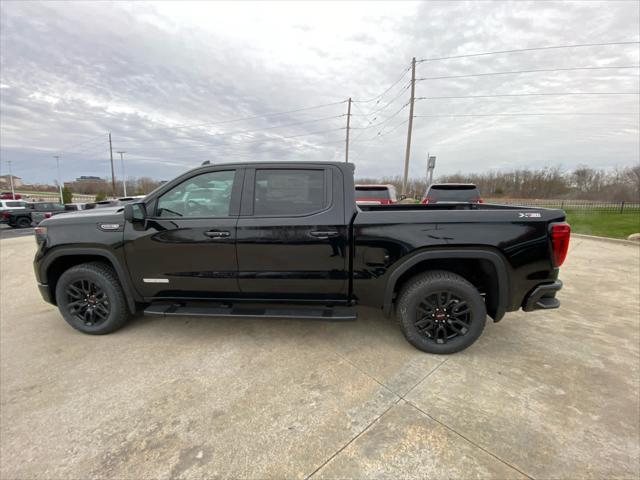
[236,167,348,298]
[124,169,242,299]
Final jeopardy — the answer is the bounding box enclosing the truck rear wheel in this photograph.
[55,262,131,335]
[396,270,486,354]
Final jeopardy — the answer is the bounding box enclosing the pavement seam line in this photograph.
[330,349,401,398]
[305,397,402,479]
[405,400,536,480]
[400,357,448,400]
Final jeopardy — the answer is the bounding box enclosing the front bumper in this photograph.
[37,282,54,305]
[522,280,562,312]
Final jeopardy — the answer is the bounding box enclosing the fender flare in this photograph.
[39,247,138,314]
[382,248,510,321]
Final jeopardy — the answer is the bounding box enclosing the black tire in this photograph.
[396,270,486,354]
[55,262,131,335]
[16,217,31,228]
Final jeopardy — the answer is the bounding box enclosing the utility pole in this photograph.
[6,160,15,199]
[117,151,127,196]
[345,97,352,163]
[108,132,116,196]
[402,57,416,196]
[53,155,63,203]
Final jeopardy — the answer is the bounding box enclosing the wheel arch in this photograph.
[40,248,137,314]
[383,248,510,322]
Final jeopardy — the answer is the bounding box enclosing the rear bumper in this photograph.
[522,281,562,312]
[37,282,54,305]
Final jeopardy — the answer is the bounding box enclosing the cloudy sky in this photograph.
[1,1,639,185]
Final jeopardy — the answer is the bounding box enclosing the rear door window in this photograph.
[254,169,326,216]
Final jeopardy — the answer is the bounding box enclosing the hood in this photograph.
[41,206,124,226]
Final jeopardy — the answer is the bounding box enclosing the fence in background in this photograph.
[485,199,640,213]
[14,192,98,203]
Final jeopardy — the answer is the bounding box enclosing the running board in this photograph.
[144,303,357,321]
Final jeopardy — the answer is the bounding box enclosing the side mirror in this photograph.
[124,202,146,223]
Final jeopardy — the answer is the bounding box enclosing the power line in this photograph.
[351,84,410,118]
[117,114,347,147]
[351,118,409,143]
[413,112,639,117]
[352,65,411,103]
[416,92,640,100]
[137,99,348,133]
[56,133,106,154]
[416,65,640,81]
[120,127,347,154]
[417,41,640,63]
[165,137,345,163]
[350,103,409,130]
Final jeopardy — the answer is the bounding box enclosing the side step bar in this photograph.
[144,303,357,321]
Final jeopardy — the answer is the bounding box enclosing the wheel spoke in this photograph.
[435,325,447,344]
[415,317,433,329]
[67,285,84,298]
[449,320,469,335]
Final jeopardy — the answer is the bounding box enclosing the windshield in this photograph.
[356,187,392,200]
[428,186,480,202]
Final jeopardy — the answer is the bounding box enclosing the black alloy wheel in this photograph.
[415,291,472,344]
[55,262,131,335]
[397,270,486,354]
[66,279,111,327]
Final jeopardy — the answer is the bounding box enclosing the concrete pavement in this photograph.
[1,235,638,479]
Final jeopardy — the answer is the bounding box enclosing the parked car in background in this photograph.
[421,183,483,204]
[4,202,65,228]
[85,197,143,210]
[355,184,398,205]
[64,203,88,212]
[0,200,28,222]
[0,192,22,200]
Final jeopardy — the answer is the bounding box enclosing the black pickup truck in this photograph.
[33,162,570,354]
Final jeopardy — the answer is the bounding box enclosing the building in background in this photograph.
[0,175,23,189]
[64,176,109,194]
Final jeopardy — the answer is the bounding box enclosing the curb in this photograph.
[573,233,640,246]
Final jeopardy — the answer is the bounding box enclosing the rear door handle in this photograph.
[204,230,231,238]
[310,230,340,239]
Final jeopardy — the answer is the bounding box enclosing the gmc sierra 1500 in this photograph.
[33,162,569,354]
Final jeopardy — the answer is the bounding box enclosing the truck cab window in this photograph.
[157,170,235,218]
[254,169,325,216]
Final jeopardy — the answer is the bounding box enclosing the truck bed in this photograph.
[351,202,566,319]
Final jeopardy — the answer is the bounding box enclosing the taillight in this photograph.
[551,223,571,267]
[421,197,433,204]
[476,198,484,204]
[44,212,52,218]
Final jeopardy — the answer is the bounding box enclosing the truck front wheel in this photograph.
[396,270,486,354]
[55,262,131,335]
[16,217,31,228]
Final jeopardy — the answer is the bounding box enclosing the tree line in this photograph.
[357,165,640,202]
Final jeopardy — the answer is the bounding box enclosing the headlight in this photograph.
[34,226,47,245]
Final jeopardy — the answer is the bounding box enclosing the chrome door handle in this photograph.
[204,230,231,238]
[310,231,339,239]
